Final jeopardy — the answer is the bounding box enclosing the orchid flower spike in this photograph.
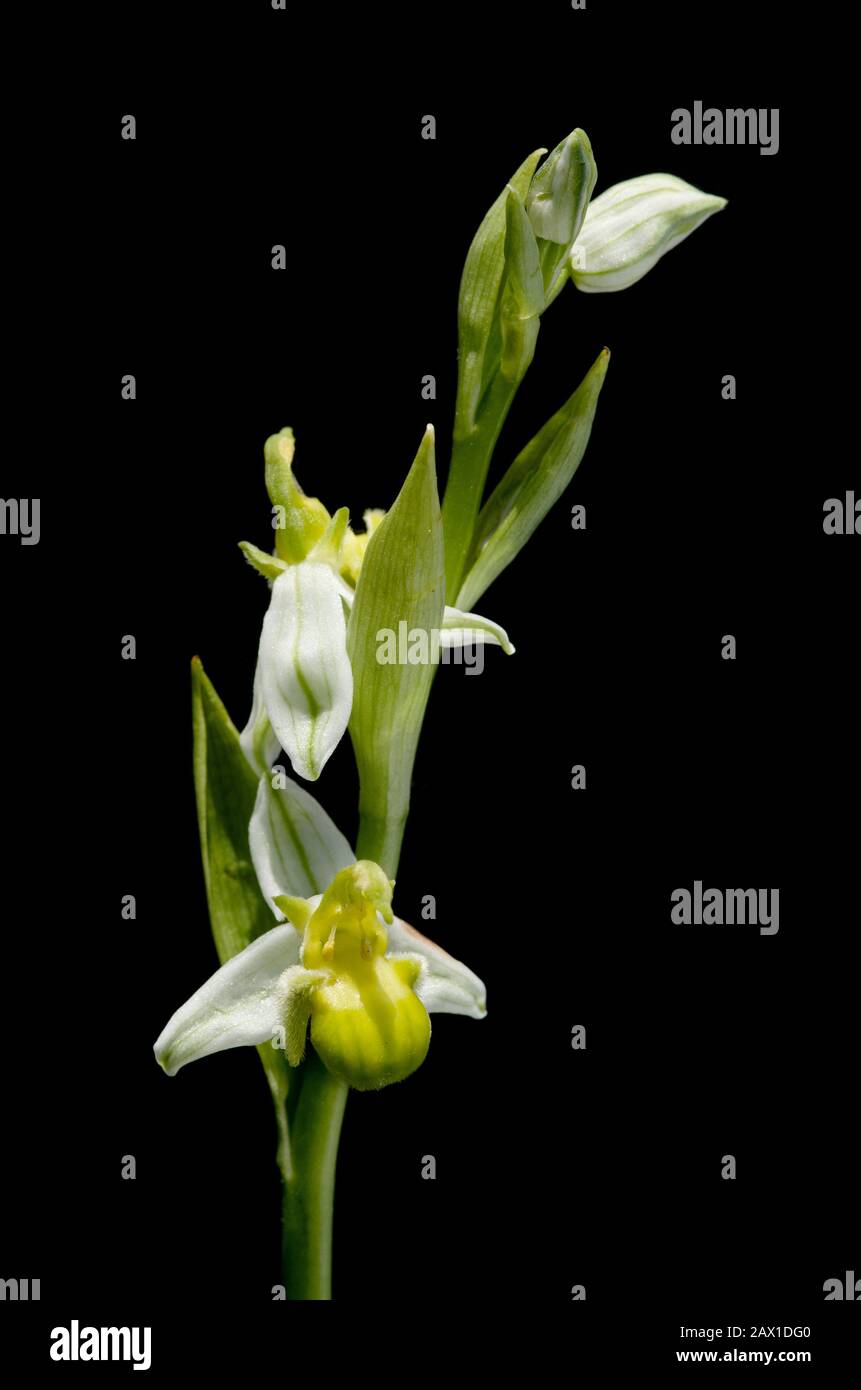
[239,427,515,782]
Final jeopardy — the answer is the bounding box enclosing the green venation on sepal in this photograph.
[347,427,445,877]
[456,348,610,611]
[191,657,294,1171]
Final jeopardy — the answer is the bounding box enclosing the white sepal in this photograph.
[387,917,487,1019]
[440,605,515,654]
[258,561,354,781]
[153,925,301,1077]
[249,774,354,917]
[240,659,281,776]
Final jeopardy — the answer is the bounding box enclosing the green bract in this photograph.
[453,149,544,442]
[347,427,444,875]
[500,188,544,386]
[190,659,293,1167]
[457,348,610,611]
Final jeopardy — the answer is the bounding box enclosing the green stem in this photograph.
[355,810,408,877]
[442,371,518,600]
[281,1051,348,1300]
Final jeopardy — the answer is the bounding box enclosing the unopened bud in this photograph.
[569,173,726,293]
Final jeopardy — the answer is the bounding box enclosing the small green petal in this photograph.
[239,540,288,581]
[273,895,316,934]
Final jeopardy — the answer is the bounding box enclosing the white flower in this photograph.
[239,515,514,783]
[154,854,486,1092]
[245,555,354,783]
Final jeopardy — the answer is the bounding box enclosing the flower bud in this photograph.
[526,127,597,304]
[569,173,726,293]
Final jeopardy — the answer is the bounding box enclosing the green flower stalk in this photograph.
[154,120,726,1301]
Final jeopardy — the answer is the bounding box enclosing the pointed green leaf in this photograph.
[347,427,445,876]
[456,348,610,611]
[192,658,275,962]
[191,657,293,1173]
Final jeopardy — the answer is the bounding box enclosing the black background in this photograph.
[2,0,857,1372]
